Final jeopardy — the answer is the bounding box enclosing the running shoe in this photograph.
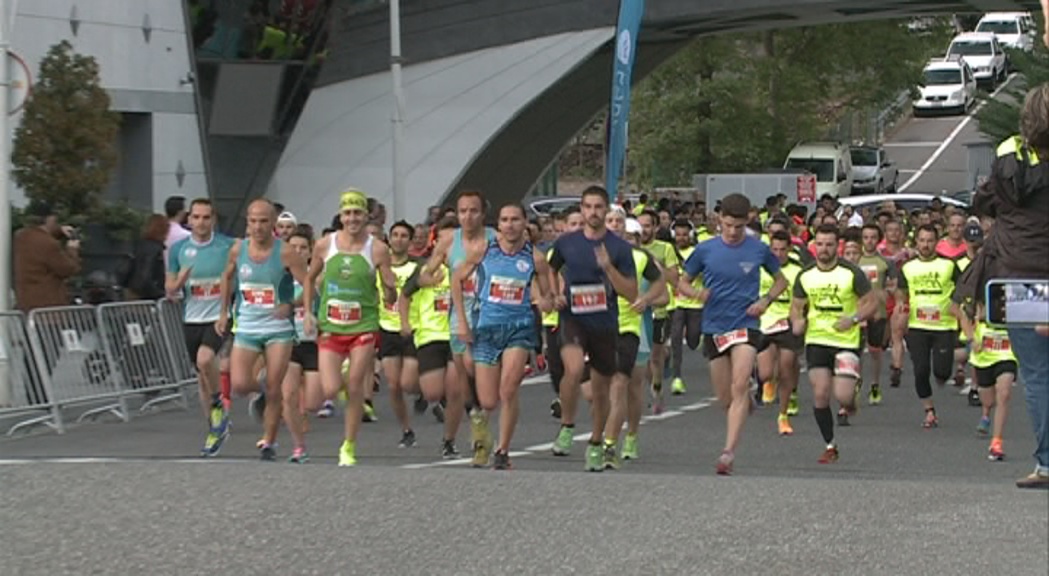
[550,398,562,419]
[988,439,1005,461]
[787,391,799,416]
[255,438,268,450]
[671,377,686,396]
[818,444,839,464]
[288,447,309,464]
[716,450,734,476]
[890,366,902,388]
[492,450,512,470]
[868,385,882,406]
[584,443,604,472]
[837,410,850,427]
[248,392,266,423]
[432,402,445,423]
[967,389,981,407]
[441,439,460,460]
[413,395,428,414]
[523,364,534,378]
[373,371,381,393]
[316,400,335,418]
[338,439,357,467]
[200,426,230,458]
[652,395,665,416]
[259,442,277,462]
[976,416,991,436]
[922,408,939,429]
[777,414,794,436]
[602,440,620,470]
[761,381,776,405]
[536,353,547,373]
[621,433,639,461]
[551,425,574,456]
[362,400,378,423]
[399,429,416,448]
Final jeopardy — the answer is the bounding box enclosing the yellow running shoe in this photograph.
[339,439,357,467]
[762,381,776,405]
[470,410,492,467]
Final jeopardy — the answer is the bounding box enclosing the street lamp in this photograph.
[389,0,406,222]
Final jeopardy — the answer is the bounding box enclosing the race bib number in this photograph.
[982,336,1011,352]
[488,276,526,305]
[916,306,941,322]
[762,319,790,335]
[462,273,478,297]
[434,292,451,313]
[326,299,362,325]
[714,329,749,353]
[384,298,397,312]
[834,351,861,379]
[189,278,222,300]
[240,283,275,308]
[861,266,879,283]
[570,284,608,314]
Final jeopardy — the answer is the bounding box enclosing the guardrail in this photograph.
[829,89,912,145]
[0,301,199,437]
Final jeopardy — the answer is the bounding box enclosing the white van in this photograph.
[976,12,1036,52]
[783,141,853,198]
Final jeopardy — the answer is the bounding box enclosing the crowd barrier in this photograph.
[0,301,199,436]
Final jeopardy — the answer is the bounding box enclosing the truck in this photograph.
[692,172,819,211]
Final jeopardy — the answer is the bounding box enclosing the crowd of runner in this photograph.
[162,185,1028,481]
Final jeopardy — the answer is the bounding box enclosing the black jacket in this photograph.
[127,239,166,300]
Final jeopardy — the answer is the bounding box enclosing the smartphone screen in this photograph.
[986,280,1049,326]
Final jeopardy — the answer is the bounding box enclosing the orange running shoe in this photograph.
[778,415,794,436]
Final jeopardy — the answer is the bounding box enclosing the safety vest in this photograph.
[617,248,651,337]
[796,262,863,349]
[970,322,1016,369]
[760,259,802,334]
[675,245,705,310]
[901,257,958,331]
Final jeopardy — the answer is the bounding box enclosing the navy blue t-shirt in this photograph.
[683,235,781,334]
[549,230,636,329]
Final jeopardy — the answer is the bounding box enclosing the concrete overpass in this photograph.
[267,0,1040,225]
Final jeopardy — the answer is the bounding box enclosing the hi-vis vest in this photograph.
[901,257,957,331]
[998,135,1041,165]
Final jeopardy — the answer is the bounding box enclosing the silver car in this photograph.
[849,146,898,195]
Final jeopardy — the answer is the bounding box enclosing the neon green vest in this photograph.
[675,245,705,310]
[797,263,862,349]
[760,260,801,332]
[378,259,419,332]
[413,265,451,348]
[901,257,957,331]
[617,249,650,336]
[970,322,1016,369]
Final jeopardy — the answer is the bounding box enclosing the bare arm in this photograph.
[532,251,555,311]
[855,292,879,323]
[790,297,808,336]
[419,233,452,287]
[282,242,309,287]
[640,272,668,308]
[597,244,638,302]
[372,240,399,304]
[450,256,481,330]
[218,240,241,321]
[954,302,977,343]
[303,237,328,321]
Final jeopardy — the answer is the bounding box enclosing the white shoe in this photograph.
[958,385,972,395]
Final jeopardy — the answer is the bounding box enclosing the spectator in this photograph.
[124,215,169,301]
[408,223,430,258]
[164,196,190,268]
[426,205,442,226]
[12,201,81,311]
[964,84,1049,490]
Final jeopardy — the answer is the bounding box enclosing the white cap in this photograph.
[610,204,627,217]
[625,218,643,235]
[277,211,297,225]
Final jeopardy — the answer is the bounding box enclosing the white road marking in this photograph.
[897,76,1015,193]
[898,169,919,174]
[883,142,941,147]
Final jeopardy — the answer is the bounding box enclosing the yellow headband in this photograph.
[340,189,367,211]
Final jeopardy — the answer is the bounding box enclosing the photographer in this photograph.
[12,201,81,312]
[964,84,1049,489]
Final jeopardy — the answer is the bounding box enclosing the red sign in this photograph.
[796,175,817,204]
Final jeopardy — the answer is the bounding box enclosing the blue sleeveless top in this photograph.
[449,226,496,330]
[476,239,535,330]
[233,239,295,336]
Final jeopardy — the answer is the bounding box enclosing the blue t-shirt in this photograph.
[549,229,636,329]
[683,235,781,334]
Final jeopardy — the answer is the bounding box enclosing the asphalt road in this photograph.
[891,75,1017,195]
[1,348,1046,575]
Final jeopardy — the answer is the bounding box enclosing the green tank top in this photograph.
[617,248,650,336]
[318,234,380,335]
[413,264,451,348]
[797,263,862,349]
[379,259,419,332]
[901,257,957,331]
[675,245,705,310]
[970,322,1016,368]
[760,260,801,333]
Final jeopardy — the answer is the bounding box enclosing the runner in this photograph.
[791,225,876,463]
[166,198,235,456]
[679,193,788,475]
[281,227,322,463]
[216,199,308,461]
[421,190,497,467]
[956,300,1015,461]
[668,218,703,411]
[452,203,556,469]
[878,218,913,387]
[548,186,638,472]
[543,207,584,419]
[857,223,896,406]
[603,216,665,468]
[756,231,804,436]
[637,211,679,397]
[378,220,422,448]
[276,211,298,241]
[401,217,461,458]
[896,224,962,428]
[303,189,400,466]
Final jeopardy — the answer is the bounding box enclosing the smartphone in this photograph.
[986,279,1049,326]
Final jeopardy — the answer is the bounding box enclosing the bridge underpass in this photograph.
[262,0,1041,225]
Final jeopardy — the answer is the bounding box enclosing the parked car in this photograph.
[849,145,898,195]
[834,193,969,221]
[975,12,1036,52]
[913,57,978,116]
[946,32,1007,88]
[784,141,853,198]
[527,197,579,218]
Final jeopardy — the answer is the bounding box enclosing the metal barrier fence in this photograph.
[0,301,202,436]
[0,312,60,435]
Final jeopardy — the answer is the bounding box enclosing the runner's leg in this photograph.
[724,344,757,453]
[282,362,306,450]
[261,341,293,445]
[496,348,529,452]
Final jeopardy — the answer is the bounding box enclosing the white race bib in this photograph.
[916,306,941,323]
[488,276,526,305]
[240,283,276,308]
[570,284,608,314]
[188,278,221,300]
[713,329,749,353]
[326,299,362,325]
[762,319,789,335]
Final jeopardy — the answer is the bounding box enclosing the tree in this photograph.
[975,44,1049,145]
[12,41,120,217]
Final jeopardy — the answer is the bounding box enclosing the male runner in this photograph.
[637,211,679,396]
[679,193,787,475]
[857,224,896,406]
[276,211,298,241]
[879,219,913,387]
[303,189,399,466]
[452,203,555,469]
[548,186,638,472]
[281,228,322,463]
[216,199,308,461]
[792,225,876,463]
[668,218,703,409]
[543,207,583,418]
[422,190,496,466]
[166,198,234,456]
[756,231,803,435]
[957,298,1015,461]
[896,224,961,428]
[379,220,422,448]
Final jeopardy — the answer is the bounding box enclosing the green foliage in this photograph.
[975,44,1049,145]
[625,19,954,188]
[91,202,146,243]
[11,41,120,216]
